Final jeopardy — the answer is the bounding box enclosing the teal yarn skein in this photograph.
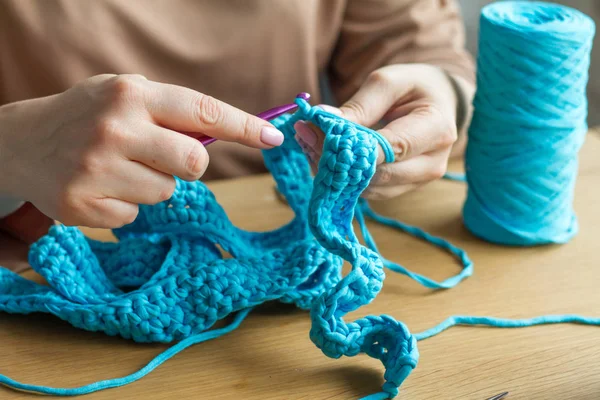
[463,1,595,246]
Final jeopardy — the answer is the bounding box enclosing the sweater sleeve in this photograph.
[0,201,54,247]
[327,0,476,139]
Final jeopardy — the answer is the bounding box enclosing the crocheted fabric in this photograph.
[0,98,417,398]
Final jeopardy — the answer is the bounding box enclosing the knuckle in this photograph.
[78,151,104,176]
[193,94,224,128]
[94,118,128,148]
[240,115,259,143]
[111,75,136,94]
[73,74,115,90]
[393,133,413,158]
[367,69,391,86]
[109,75,144,103]
[380,127,413,159]
[128,73,147,81]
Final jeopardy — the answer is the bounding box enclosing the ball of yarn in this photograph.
[463,1,596,246]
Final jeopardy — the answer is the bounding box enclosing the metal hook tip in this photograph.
[486,392,509,400]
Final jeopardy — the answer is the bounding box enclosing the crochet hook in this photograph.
[198,92,311,147]
[485,392,509,400]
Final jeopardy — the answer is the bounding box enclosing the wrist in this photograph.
[0,96,52,199]
[0,101,26,197]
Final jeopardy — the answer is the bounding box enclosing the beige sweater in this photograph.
[0,0,474,178]
[0,0,475,254]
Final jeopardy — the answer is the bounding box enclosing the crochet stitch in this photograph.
[1,95,599,399]
[0,97,423,398]
[2,3,599,398]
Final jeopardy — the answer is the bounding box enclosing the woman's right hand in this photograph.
[0,74,284,229]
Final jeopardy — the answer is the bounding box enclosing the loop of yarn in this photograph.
[356,199,473,290]
[296,97,396,164]
[463,1,596,245]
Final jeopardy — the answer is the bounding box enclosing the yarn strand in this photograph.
[0,5,597,396]
[355,199,473,290]
[415,314,600,341]
[0,308,252,396]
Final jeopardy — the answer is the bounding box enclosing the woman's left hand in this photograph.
[294,64,461,200]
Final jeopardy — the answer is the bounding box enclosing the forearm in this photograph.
[0,101,25,212]
[0,99,55,241]
[0,95,57,200]
[0,101,32,220]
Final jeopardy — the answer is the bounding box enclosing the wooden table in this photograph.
[1,131,599,400]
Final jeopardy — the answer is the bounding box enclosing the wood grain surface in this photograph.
[1,133,599,400]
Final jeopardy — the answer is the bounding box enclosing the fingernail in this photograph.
[318,105,343,116]
[260,127,284,146]
[294,121,317,147]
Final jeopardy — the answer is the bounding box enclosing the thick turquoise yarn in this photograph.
[463,1,595,245]
[0,98,440,398]
[0,2,598,399]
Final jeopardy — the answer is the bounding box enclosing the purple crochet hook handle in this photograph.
[199,92,311,147]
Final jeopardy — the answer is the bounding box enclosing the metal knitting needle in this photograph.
[199,92,311,147]
[485,392,509,400]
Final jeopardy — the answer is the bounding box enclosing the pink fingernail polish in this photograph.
[294,121,317,147]
[260,127,284,146]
